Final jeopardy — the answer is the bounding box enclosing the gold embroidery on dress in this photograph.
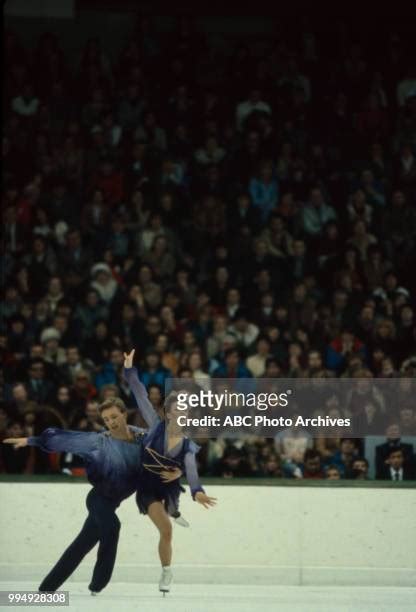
[142,446,181,474]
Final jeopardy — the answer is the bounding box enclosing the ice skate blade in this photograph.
[174,516,190,528]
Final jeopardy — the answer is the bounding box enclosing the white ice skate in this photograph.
[173,513,190,528]
[159,566,173,595]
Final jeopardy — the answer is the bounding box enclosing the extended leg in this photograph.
[39,515,99,592]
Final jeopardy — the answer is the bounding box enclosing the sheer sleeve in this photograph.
[123,367,160,428]
[184,443,205,499]
[28,428,100,458]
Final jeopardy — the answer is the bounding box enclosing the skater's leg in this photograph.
[147,501,172,566]
[148,501,173,593]
[39,514,99,591]
[88,493,121,592]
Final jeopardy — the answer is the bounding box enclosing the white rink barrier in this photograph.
[0,483,415,587]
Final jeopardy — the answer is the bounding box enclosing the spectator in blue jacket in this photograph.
[213,347,253,379]
[139,349,172,390]
[249,160,279,222]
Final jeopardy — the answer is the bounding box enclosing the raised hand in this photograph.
[123,349,135,369]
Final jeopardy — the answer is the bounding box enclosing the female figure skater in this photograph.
[123,349,217,594]
[3,396,181,594]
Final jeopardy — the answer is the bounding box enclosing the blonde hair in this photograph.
[98,397,127,415]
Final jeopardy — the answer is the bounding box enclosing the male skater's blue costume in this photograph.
[28,426,144,592]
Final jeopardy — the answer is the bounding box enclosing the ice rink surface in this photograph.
[1,583,416,612]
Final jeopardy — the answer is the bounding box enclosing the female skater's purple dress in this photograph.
[124,367,204,515]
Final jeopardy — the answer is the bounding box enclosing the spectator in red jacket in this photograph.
[326,330,366,374]
[91,159,124,206]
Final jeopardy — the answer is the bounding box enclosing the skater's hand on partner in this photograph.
[3,437,28,449]
[195,492,217,508]
[160,467,182,482]
[124,349,135,368]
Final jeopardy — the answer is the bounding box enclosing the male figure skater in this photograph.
[3,396,180,594]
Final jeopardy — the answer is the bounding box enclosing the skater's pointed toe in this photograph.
[174,514,190,528]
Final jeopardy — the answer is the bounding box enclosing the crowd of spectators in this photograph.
[1,16,416,480]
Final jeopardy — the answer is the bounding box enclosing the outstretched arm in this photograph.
[123,349,160,428]
[4,428,100,458]
[184,448,216,508]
